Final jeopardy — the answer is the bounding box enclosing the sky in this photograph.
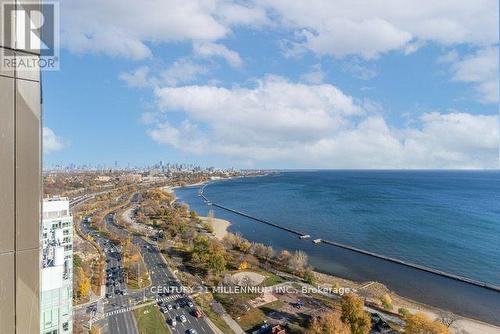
[42,0,499,169]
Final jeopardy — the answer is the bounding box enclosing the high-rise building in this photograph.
[41,198,73,334]
[0,1,42,333]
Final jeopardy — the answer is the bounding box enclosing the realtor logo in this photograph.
[2,1,60,71]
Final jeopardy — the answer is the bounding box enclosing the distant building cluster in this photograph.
[44,161,264,188]
[44,160,240,175]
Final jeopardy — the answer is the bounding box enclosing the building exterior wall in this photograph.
[41,198,73,334]
[0,1,41,333]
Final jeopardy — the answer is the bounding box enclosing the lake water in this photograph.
[175,170,500,325]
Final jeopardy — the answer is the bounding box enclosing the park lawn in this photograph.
[125,256,151,290]
[133,304,170,334]
[236,307,267,332]
[127,269,151,290]
[260,271,286,287]
[259,300,285,315]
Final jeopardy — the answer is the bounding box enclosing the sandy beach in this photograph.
[198,216,231,240]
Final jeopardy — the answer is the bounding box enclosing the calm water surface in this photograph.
[175,171,500,325]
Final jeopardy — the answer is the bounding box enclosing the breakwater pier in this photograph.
[199,184,500,293]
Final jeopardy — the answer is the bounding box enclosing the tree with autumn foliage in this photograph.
[405,312,449,334]
[307,311,349,334]
[191,235,227,274]
[340,294,371,334]
[75,267,91,299]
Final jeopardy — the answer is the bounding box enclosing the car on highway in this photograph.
[186,329,198,334]
[174,303,180,309]
[169,319,177,327]
[192,309,203,318]
[178,315,187,323]
[187,300,194,308]
[167,304,173,311]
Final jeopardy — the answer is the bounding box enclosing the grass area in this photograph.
[235,300,286,332]
[126,255,151,290]
[194,294,235,334]
[133,304,171,334]
[126,269,151,290]
[260,271,286,287]
[260,300,285,315]
[236,307,267,331]
[311,292,338,308]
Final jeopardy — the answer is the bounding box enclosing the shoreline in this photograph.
[171,182,500,333]
[199,182,500,293]
[198,216,231,240]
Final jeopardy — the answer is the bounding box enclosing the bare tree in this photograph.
[288,250,309,273]
[207,209,215,222]
[438,310,459,328]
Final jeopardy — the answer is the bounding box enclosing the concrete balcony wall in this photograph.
[0,1,41,333]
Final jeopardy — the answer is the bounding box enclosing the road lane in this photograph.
[81,207,217,334]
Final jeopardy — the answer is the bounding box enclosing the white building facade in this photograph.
[41,198,73,334]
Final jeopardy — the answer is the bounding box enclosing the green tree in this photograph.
[380,293,393,310]
[73,254,83,268]
[191,236,227,274]
[303,268,315,284]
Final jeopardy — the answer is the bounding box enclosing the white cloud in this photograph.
[436,50,459,64]
[154,76,361,144]
[343,60,378,80]
[216,1,270,26]
[120,59,207,88]
[450,47,499,104]
[119,66,151,88]
[147,77,499,168]
[61,1,497,65]
[61,0,270,59]
[259,0,498,59]
[299,17,412,59]
[147,120,208,154]
[300,64,324,84]
[193,42,243,67]
[43,127,66,154]
[160,59,208,86]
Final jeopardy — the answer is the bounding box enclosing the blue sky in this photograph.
[43,0,499,169]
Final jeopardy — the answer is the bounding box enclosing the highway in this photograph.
[81,217,139,334]
[81,210,216,334]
